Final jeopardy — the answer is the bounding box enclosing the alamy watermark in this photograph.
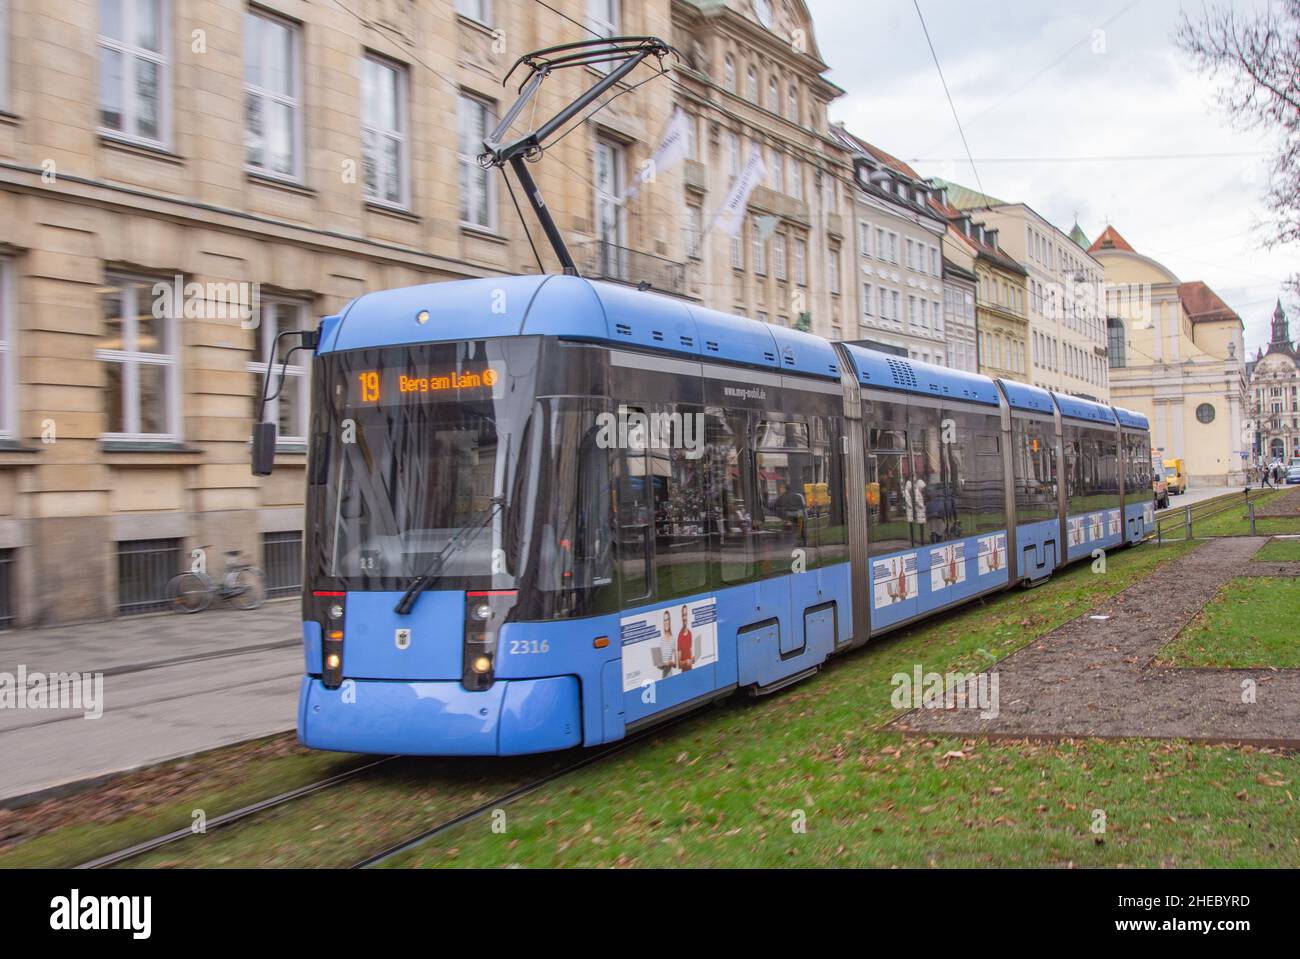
[151,274,261,328]
[0,665,103,719]
[595,407,704,459]
[891,664,999,720]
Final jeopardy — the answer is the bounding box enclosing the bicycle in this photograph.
[166,547,268,613]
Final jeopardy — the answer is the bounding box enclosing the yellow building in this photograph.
[1090,226,1248,485]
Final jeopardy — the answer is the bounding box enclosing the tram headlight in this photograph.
[463,590,517,692]
[311,590,347,689]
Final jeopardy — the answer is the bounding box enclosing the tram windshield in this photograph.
[307,338,541,590]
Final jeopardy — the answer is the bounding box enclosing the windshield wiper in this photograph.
[393,496,506,615]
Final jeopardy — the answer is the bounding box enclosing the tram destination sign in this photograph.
[352,364,504,405]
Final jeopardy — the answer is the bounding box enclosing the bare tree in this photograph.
[1177,1,1300,283]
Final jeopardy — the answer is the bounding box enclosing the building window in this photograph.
[788,157,802,200]
[594,137,625,250]
[752,219,766,275]
[361,54,409,207]
[859,221,871,256]
[97,275,179,440]
[1107,317,1125,368]
[786,84,798,121]
[0,548,13,629]
[0,0,8,111]
[248,298,311,444]
[730,233,744,271]
[727,132,739,176]
[745,66,758,102]
[774,234,787,282]
[262,530,303,598]
[767,76,779,112]
[685,205,701,260]
[723,55,735,93]
[771,150,783,192]
[459,93,497,230]
[243,9,301,178]
[99,0,168,145]
[586,0,619,72]
[827,246,839,295]
[455,0,492,25]
[0,258,12,438]
[793,238,806,286]
[862,282,873,316]
[1196,402,1216,424]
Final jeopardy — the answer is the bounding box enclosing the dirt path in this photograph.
[1254,487,1300,517]
[893,538,1300,746]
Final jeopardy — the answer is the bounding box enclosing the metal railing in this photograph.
[578,240,687,297]
[117,538,182,616]
[262,530,303,598]
[1153,488,1281,542]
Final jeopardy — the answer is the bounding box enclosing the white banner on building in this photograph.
[708,146,766,237]
[624,107,692,202]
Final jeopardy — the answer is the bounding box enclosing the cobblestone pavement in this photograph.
[0,602,301,804]
[894,538,1300,747]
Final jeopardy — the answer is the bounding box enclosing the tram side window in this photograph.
[533,405,615,616]
[754,418,817,575]
[945,409,1006,534]
[705,408,753,585]
[908,405,962,544]
[651,403,709,601]
[812,416,848,567]
[866,407,912,556]
[1012,418,1058,523]
[612,407,651,604]
[1097,433,1120,504]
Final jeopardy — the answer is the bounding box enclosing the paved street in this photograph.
[0,602,301,804]
[1156,484,1235,513]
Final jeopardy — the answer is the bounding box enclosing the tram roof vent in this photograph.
[828,361,838,375]
[763,350,777,363]
[651,330,664,342]
[885,357,919,388]
[705,339,719,352]
[615,322,632,337]
[680,335,694,348]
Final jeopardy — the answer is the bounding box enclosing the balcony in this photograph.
[578,240,687,298]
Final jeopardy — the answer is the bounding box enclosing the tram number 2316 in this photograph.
[508,639,551,655]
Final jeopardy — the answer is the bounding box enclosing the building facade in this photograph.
[940,259,977,373]
[1248,301,1300,466]
[671,0,849,338]
[0,0,687,626]
[939,181,1108,401]
[930,187,1029,381]
[832,126,950,364]
[1090,226,1248,484]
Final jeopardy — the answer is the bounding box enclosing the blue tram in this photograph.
[291,275,1155,756]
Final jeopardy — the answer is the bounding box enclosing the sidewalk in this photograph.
[0,602,302,804]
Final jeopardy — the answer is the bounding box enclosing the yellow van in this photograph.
[1162,458,1187,495]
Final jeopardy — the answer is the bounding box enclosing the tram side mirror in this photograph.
[252,421,277,476]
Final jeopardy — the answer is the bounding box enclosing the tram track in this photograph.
[74,755,398,869]
[351,719,685,869]
[75,711,691,869]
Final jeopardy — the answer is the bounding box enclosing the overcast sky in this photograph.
[806,0,1296,356]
